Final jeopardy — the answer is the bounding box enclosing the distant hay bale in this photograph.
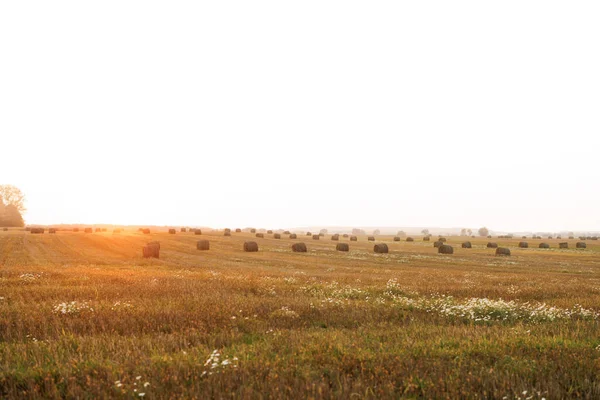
[331,234,339,241]
[568,236,574,240]
[439,238,447,243]
[438,244,454,254]
[373,243,388,253]
[195,229,202,235]
[306,232,312,236]
[593,237,599,241]
[336,243,349,252]
[319,233,325,237]
[235,228,242,233]
[84,228,93,233]
[539,243,550,249]
[393,237,401,242]
[256,233,264,238]
[73,228,79,232]
[487,235,492,239]
[495,247,511,256]
[224,228,231,234]
[522,236,527,239]
[25,227,31,231]
[423,236,430,241]
[576,242,587,249]
[283,231,291,235]
[274,233,281,239]
[2,228,7,232]
[197,240,210,250]
[367,236,375,241]
[289,233,297,239]
[49,228,57,234]
[312,235,320,240]
[143,242,160,258]
[292,242,307,252]
[343,234,349,238]
[548,236,553,239]
[487,242,498,248]
[224,232,231,236]
[30,228,45,234]
[519,242,528,248]
[350,236,358,241]
[267,230,273,234]
[95,228,102,233]
[462,242,472,248]
[557,236,562,239]
[181,228,187,232]
[244,241,259,252]
[250,229,256,233]
[406,237,414,242]
[169,229,176,234]
[559,242,568,249]
[434,241,443,248]
[113,229,121,234]
[142,229,151,234]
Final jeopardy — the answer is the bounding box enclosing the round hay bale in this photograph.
[519,242,528,248]
[487,235,492,239]
[224,228,231,234]
[2,228,7,232]
[423,236,430,241]
[539,243,550,249]
[548,236,553,239]
[292,242,307,252]
[342,234,349,238]
[143,242,160,258]
[336,243,349,252]
[559,242,568,249]
[197,240,210,250]
[496,247,511,256]
[406,237,414,242]
[142,229,151,234]
[250,228,256,233]
[462,241,472,248]
[244,241,259,252]
[235,228,242,233]
[319,233,325,237]
[433,241,443,248]
[49,228,57,234]
[367,236,375,241]
[224,232,231,236]
[306,232,312,236]
[350,236,358,241]
[289,233,297,239]
[30,228,45,234]
[312,235,320,240]
[374,243,388,253]
[487,242,498,248]
[25,227,31,231]
[576,242,587,249]
[557,236,562,239]
[439,238,447,243]
[568,236,574,240]
[181,228,187,232]
[283,231,291,235]
[147,241,160,250]
[84,228,93,233]
[256,233,264,238]
[95,228,102,233]
[169,229,176,234]
[267,230,273,234]
[331,234,339,241]
[195,229,202,235]
[274,233,281,239]
[393,237,401,242]
[438,244,454,254]
[522,236,527,239]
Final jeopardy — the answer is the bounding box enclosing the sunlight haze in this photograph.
[1,1,599,232]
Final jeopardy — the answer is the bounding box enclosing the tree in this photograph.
[460,228,467,236]
[373,229,380,235]
[478,227,490,237]
[467,229,472,236]
[421,229,429,236]
[0,185,26,213]
[319,228,328,235]
[397,230,406,237]
[3,204,24,227]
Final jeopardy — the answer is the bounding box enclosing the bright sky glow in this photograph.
[1,1,599,232]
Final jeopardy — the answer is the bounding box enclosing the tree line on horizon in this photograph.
[0,185,25,227]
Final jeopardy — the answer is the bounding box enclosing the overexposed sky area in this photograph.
[1,1,599,232]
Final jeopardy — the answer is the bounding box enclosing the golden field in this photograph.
[1,229,600,399]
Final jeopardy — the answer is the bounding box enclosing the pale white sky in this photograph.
[1,1,599,232]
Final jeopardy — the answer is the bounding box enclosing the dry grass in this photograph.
[1,230,600,399]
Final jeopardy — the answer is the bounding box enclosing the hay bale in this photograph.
[350,236,358,241]
[336,243,349,252]
[244,241,259,252]
[73,228,79,232]
[224,228,231,234]
[496,247,511,256]
[292,242,307,252]
[557,236,562,239]
[30,228,45,234]
[256,233,264,238]
[250,229,256,233]
[487,235,492,239]
[235,228,242,233]
[343,234,349,238]
[84,228,93,233]
[283,231,291,235]
[95,228,102,233]
[487,242,498,248]
[289,233,297,239]
[367,236,375,241]
[312,235,320,240]
[522,236,527,239]
[423,236,430,241]
[49,228,57,234]
[434,241,443,248]
[274,233,281,239]
[439,238,447,242]
[319,233,325,237]
[113,229,121,233]
[393,237,401,242]
[169,229,176,234]
[568,236,574,240]
[406,237,414,242]
[143,243,160,258]
[548,236,553,239]
[224,232,231,237]
[593,237,598,241]
[181,228,187,232]
[519,242,528,248]
[462,241,472,248]
[306,232,312,236]
[539,243,550,249]
[195,229,202,235]
[576,242,587,249]
[197,240,210,250]
[559,242,568,249]
[2,228,7,232]
[374,243,388,253]
[438,244,454,254]
[267,230,273,234]
[331,234,339,241]
[142,229,151,234]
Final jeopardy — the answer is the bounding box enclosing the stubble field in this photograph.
[1,229,600,399]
